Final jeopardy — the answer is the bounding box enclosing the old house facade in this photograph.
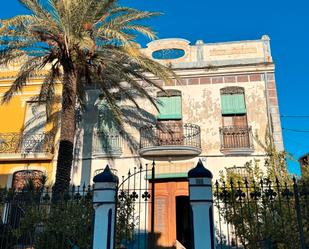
[0,35,284,248]
[71,36,284,247]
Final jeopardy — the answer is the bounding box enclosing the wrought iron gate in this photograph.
[115,162,155,249]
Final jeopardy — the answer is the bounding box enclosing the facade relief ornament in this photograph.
[220,86,245,95]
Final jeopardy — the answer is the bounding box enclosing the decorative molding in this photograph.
[0,70,50,80]
[220,86,245,95]
[6,165,48,188]
[157,89,181,97]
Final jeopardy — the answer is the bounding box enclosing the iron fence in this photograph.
[2,168,308,249]
[140,123,201,149]
[0,185,93,249]
[214,177,309,249]
[0,132,54,154]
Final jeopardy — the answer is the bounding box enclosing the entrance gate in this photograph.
[115,162,155,249]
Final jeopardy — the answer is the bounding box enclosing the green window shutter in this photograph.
[221,94,246,115]
[157,96,182,120]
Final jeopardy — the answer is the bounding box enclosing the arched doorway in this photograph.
[6,170,45,229]
[12,170,45,190]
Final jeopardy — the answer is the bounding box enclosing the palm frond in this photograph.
[97,10,159,38]
[36,64,61,116]
[1,56,45,103]
[0,15,34,33]
[84,0,117,24]
[0,49,27,66]
[1,0,177,162]
[124,24,157,40]
[18,0,57,26]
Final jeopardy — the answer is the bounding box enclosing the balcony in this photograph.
[0,132,54,161]
[219,126,254,155]
[92,132,122,158]
[139,122,201,160]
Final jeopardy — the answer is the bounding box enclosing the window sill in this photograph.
[0,152,54,161]
[92,150,122,158]
[220,148,254,156]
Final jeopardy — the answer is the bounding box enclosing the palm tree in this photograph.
[0,0,174,197]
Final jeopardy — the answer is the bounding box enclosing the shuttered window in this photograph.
[221,94,246,115]
[157,96,182,120]
[96,101,120,153]
[97,101,117,133]
[96,134,120,153]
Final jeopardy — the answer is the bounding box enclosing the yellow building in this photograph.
[0,62,60,190]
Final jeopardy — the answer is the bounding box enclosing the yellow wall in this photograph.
[0,162,54,188]
[0,68,61,188]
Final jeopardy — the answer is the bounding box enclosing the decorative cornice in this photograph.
[220,86,245,95]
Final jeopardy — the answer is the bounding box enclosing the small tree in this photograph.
[12,189,93,249]
[216,134,309,248]
[115,191,136,249]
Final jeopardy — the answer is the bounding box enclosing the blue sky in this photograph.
[1,0,309,175]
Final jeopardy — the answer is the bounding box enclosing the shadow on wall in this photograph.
[78,89,158,186]
[0,174,9,188]
[153,232,176,249]
[124,232,177,249]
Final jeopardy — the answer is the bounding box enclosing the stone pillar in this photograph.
[92,165,118,249]
[188,160,215,249]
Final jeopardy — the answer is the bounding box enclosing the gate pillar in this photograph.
[92,165,118,249]
[188,160,215,249]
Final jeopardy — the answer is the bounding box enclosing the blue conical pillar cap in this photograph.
[188,159,213,178]
[93,165,118,183]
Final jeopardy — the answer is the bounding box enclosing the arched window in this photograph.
[94,96,122,156]
[220,87,246,116]
[155,90,183,145]
[220,87,251,151]
[97,100,118,133]
[220,87,247,127]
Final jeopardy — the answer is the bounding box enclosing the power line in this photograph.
[281,115,309,118]
[282,127,309,133]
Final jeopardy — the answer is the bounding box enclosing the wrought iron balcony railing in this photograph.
[93,132,122,157]
[219,126,253,151]
[0,132,54,154]
[140,123,201,150]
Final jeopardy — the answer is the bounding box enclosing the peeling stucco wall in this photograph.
[70,36,284,185]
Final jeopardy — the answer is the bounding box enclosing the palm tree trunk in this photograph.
[53,64,77,198]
